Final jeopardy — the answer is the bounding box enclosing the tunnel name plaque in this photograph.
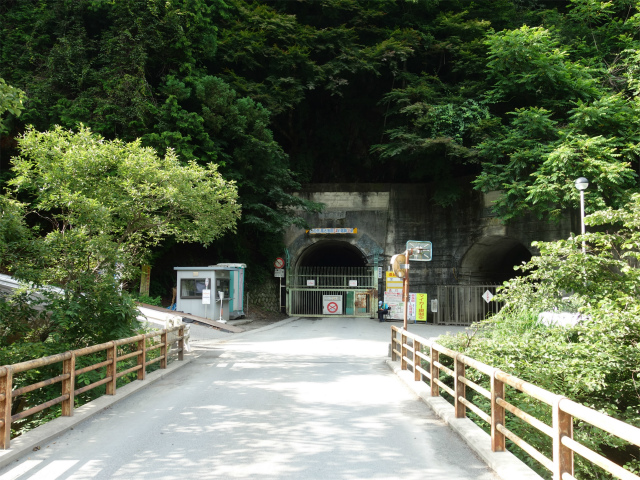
[307,228,358,234]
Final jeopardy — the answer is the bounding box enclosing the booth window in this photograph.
[181,278,211,299]
[216,277,230,299]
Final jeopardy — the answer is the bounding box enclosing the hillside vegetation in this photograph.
[2,2,640,473]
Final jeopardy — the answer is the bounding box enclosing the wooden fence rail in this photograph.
[0,325,185,449]
[391,325,640,480]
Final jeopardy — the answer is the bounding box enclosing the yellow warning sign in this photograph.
[416,293,428,322]
[386,271,403,290]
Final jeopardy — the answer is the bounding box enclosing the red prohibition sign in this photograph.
[327,302,339,314]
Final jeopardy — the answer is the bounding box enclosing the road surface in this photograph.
[0,318,498,480]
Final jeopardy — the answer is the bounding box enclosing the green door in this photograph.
[345,291,354,315]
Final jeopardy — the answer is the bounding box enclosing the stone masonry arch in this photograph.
[457,235,533,285]
[283,182,572,321]
[287,232,384,271]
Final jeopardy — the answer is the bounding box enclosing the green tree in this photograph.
[7,125,240,285]
[0,78,25,136]
[0,124,240,420]
[0,0,318,282]
[474,2,640,221]
[0,125,239,433]
[1,125,239,353]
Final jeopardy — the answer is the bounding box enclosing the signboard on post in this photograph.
[274,257,285,269]
[408,293,416,321]
[406,240,433,261]
[202,289,211,305]
[274,269,284,278]
[384,290,403,319]
[416,293,428,322]
[323,295,342,315]
[407,293,427,322]
[385,271,403,291]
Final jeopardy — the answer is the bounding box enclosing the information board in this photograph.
[385,271,403,291]
[202,289,211,305]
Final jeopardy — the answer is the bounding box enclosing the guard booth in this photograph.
[174,264,246,321]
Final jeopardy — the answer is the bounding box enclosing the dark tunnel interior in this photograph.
[297,240,367,267]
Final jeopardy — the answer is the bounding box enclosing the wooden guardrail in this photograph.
[391,325,640,480]
[0,325,185,449]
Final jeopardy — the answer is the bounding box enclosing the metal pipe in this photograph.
[403,249,410,330]
[580,190,586,253]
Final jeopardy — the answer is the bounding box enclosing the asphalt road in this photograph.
[0,318,498,480]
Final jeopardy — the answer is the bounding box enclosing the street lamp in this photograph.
[575,177,589,253]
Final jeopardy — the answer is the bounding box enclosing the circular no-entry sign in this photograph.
[327,302,339,314]
[274,257,285,269]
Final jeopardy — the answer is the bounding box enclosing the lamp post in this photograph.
[575,177,589,253]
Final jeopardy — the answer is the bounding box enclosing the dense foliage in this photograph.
[0,0,319,287]
[0,78,25,136]
[1,0,640,469]
[0,126,239,435]
[1,125,239,352]
[3,0,639,223]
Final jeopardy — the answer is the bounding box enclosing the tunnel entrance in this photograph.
[288,240,375,317]
[297,240,368,268]
[435,236,532,325]
[459,236,532,284]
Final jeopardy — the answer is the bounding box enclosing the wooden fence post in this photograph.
[391,329,397,362]
[430,347,439,397]
[137,336,146,381]
[553,398,574,480]
[455,354,466,418]
[62,352,75,417]
[401,331,407,370]
[491,370,505,452]
[414,339,421,382]
[178,326,184,362]
[0,367,12,449]
[160,330,168,369]
[106,342,117,395]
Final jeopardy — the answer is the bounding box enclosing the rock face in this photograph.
[284,180,574,321]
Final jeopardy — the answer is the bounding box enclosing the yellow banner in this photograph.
[416,293,428,322]
[386,271,403,290]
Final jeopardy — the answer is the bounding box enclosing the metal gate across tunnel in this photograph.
[288,266,376,317]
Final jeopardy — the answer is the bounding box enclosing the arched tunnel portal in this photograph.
[434,236,533,324]
[296,240,368,268]
[459,236,532,284]
[289,239,375,317]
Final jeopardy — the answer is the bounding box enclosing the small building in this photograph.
[174,264,246,321]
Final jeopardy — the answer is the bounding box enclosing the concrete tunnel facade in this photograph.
[284,180,574,321]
